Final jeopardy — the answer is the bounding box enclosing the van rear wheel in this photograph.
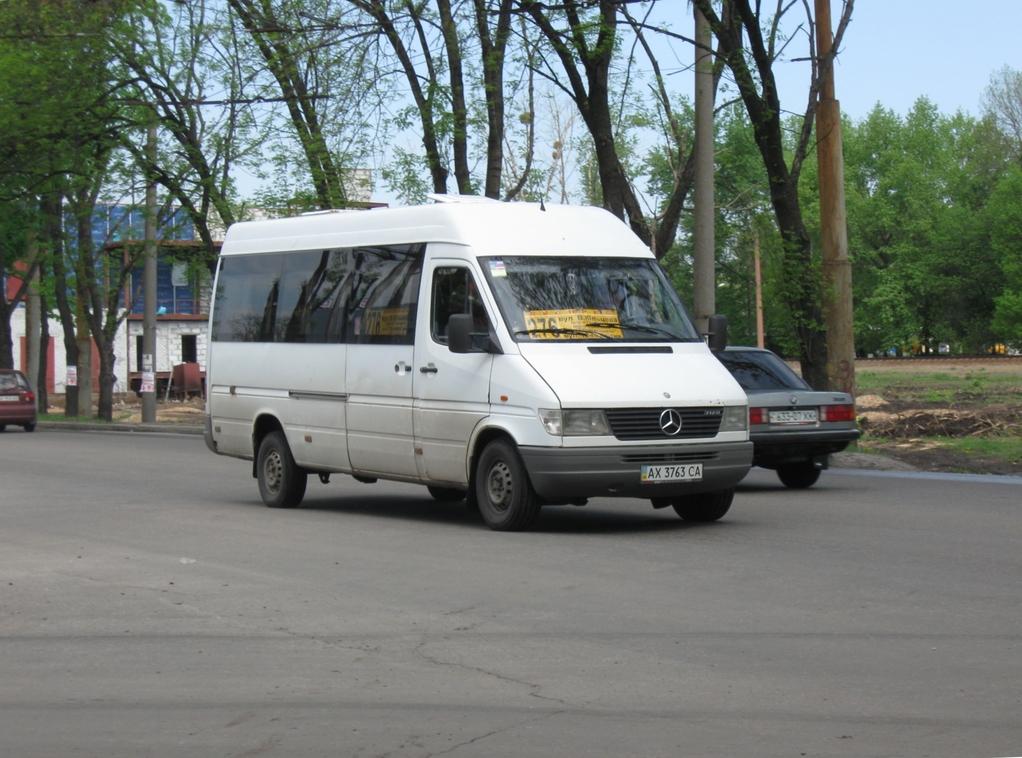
[475,440,541,531]
[671,488,734,522]
[257,431,307,508]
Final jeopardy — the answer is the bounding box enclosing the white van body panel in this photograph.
[345,344,417,477]
[517,342,746,408]
[220,203,647,259]
[207,341,350,470]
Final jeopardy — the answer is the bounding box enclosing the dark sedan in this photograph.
[0,369,37,432]
[716,347,859,488]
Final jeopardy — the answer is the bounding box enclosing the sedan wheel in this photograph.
[672,489,734,522]
[777,462,821,489]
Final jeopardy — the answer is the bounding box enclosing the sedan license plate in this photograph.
[641,463,703,483]
[769,409,818,425]
[0,396,18,402]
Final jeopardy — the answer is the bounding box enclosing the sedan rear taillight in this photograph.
[821,403,855,422]
[21,390,35,404]
[749,407,767,425]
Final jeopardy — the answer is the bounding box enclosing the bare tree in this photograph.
[690,0,854,388]
[228,0,382,209]
[347,0,516,199]
[516,0,718,257]
[983,66,1022,159]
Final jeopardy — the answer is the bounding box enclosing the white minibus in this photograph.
[204,197,752,530]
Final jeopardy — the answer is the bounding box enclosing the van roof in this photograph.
[220,201,652,258]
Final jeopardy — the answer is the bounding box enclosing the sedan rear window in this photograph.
[0,374,24,391]
[718,350,810,391]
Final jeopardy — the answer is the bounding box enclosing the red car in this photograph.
[0,369,37,432]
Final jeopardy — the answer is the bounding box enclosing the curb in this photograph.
[38,421,203,436]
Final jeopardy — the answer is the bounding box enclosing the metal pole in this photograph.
[814,0,856,395]
[692,5,715,335]
[142,123,158,422]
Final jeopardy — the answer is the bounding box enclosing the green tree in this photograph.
[989,166,1022,345]
[842,100,1009,354]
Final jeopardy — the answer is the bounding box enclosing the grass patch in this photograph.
[857,370,1022,404]
[931,436,1022,464]
[39,412,111,423]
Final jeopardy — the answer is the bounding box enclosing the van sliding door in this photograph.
[344,245,423,478]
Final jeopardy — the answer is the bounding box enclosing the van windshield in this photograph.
[479,256,701,343]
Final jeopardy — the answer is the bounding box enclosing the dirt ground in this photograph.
[853,357,1022,475]
[47,393,207,424]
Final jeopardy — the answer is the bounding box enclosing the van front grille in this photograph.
[606,407,724,441]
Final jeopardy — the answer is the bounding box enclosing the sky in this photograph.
[639,1,1021,121]
[817,1,1021,119]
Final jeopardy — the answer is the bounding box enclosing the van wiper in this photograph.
[514,326,611,339]
[588,321,688,340]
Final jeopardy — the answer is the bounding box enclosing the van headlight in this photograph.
[719,404,748,432]
[539,409,611,436]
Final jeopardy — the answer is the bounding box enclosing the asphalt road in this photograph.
[2,429,1020,758]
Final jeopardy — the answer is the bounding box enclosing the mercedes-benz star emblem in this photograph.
[659,408,683,436]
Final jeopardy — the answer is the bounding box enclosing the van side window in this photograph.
[347,245,424,345]
[431,266,489,345]
[277,249,351,343]
[213,244,423,344]
[211,254,283,342]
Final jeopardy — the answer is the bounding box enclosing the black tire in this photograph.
[24,422,36,432]
[777,462,821,489]
[0,424,6,432]
[427,485,466,502]
[474,439,541,531]
[672,488,734,522]
[257,431,307,508]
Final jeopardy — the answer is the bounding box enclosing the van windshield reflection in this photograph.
[481,256,700,343]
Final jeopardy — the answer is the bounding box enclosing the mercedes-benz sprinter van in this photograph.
[204,197,752,530]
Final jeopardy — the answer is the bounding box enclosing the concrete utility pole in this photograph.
[814,0,855,395]
[142,123,158,423]
[692,5,715,335]
[25,231,40,394]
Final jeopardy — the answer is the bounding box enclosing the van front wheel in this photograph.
[257,431,307,508]
[475,440,541,531]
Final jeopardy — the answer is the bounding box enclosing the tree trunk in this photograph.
[437,0,471,193]
[475,0,512,198]
[0,315,12,370]
[95,336,116,422]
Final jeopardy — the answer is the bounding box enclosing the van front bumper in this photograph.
[518,440,753,500]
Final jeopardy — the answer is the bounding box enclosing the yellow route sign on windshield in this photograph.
[523,308,622,339]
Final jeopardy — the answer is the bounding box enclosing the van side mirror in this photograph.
[447,313,474,353]
[707,314,728,353]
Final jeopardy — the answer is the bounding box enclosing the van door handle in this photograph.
[419,364,438,374]
[394,361,411,374]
